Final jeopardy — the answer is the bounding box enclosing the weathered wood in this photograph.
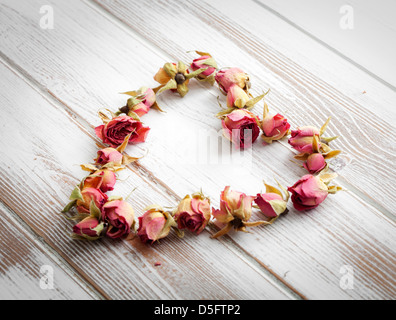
[0,60,293,299]
[0,202,98,300]
[0,0,395,299]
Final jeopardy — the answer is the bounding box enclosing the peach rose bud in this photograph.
[103,200,136,239]
[261,102,290,144]
[83,169,117,193]
[211,186,255,238]
[137,205,177,244]
[174,192,211,235]
[76,187,108,214]
[215,67,250,94]
[303,153,326,174]
[255,180,290,221]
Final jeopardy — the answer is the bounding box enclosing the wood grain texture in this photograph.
[0,0,395,299]
[0,60,292,300]
[93,0,396,217]
[258,0,396,88]
[0,202,97,300]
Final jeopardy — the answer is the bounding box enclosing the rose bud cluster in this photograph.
[288,172,342,211]
[95,113,150,148]
[261,101,290,144]
[173,192,211,235]
[137,205,177,243]
[62,134,139,240]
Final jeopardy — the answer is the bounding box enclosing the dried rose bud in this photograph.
[95,148,123,166]
[190,51,218,85]
[221,109,261,149]
[211,186,255,238]
[95,115,150,148]
[174,192,211,235]
[120,87,158,117]
[76,187,108,214]
[103,200,136,239]
[255,181,289,219]
[83,169,117,193]
[226,85,250,108]
[72,216,104,239]
[215,67,250,94]
[287,173,341,211]
[137,205,177,244]
[261,102,290,144]
[154,61,207,97]
[303,153,326,174]
[288,126,320,154]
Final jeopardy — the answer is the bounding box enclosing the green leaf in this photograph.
[158,79,177,94]
[185,68,208,80]
[90,200,102,221]
[61,200,77,213]
[69,186,83,201]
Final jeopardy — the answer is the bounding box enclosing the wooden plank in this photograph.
[0,202,98,300]
[0,0,395,299]
[0,60,293,300]
[257,0,396,89]
[92,0,396,217]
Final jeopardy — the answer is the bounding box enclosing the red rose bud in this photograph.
[261,102,291,144]
[95,148,123,166]
[190,51,218,85]
[288,126,320,154]
[83,169,117,193]
[255,181,290,219]
[174,192,211,235]
[215,67,250,95]
[76,187,108,214]
[95,115,150,148]
[221,109,261,149]
[288,174,329,211]
[137,205,177,244]
[73,216,104,239]
[303,153,327,174]
[103,200,136,239]
[212,186,256,238]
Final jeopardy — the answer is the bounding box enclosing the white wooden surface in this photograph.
[0,0,395,300]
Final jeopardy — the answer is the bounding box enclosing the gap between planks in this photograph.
[88,0,395,223]
[0,53,302,300]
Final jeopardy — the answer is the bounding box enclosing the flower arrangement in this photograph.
[62,51,342,242]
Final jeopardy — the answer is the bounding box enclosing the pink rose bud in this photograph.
[211,186,255,238]
[174,193,211,235]
[261,102,290,143]
[76,187,108,214]
[255,181,290,219]
[103,200,136,239]
[190,51,218,85]
[226,85,250,109]
[287,175,329,211]
[95,115,150,148]
[222,109,261,149]
[73,216,103,238]
[137,205,177,244]
[84,169,117,193]
[303,153,327,174]
[288,126,320,154]
[95,148,123,166]
[215,67,250,94]
[122,87,157,117]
